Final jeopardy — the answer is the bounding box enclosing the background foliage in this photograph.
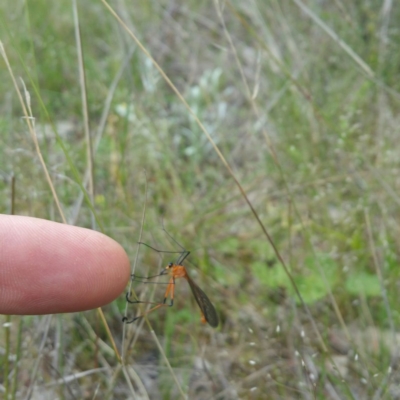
[1,0,400,399]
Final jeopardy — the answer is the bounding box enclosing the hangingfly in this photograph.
[123,241,219,328]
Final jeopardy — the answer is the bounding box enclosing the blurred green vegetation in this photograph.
[1,0,400,398]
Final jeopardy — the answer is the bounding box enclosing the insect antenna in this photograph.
[160,222,190,264]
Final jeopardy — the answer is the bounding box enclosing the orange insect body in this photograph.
[124,257,219,328]
[167,264,187,279]
[164,263,219,327]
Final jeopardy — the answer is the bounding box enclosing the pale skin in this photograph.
[0,215,130,315]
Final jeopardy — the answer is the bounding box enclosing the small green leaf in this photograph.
[251,260,289,287]
[345,272,381,297]
[252,253,339,304]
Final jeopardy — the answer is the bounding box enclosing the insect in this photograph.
[123,239,219,328]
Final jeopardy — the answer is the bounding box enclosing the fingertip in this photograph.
[0,215,131,314]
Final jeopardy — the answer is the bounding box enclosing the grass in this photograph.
[1,0,400,398]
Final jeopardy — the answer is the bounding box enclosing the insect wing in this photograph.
[187,277,219,328]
